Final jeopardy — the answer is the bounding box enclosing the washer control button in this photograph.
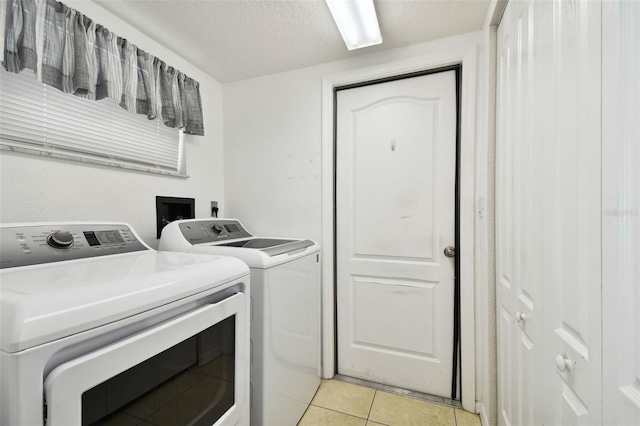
[47,231,74,249]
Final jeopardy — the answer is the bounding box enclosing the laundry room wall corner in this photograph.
[0,1,225,248]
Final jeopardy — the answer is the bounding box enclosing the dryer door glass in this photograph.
[43,293,247,426]
[81,317,236,425]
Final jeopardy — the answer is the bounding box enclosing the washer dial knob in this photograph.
[212,225,224,233]
[47,231,74,248]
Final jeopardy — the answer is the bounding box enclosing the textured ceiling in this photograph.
[94,0,491,83]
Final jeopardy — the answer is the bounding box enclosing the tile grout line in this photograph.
[298,403,312,424]
[310,403,369,421]
[298,383,323,424]
[307,382,371,422]
[366,389,377,423]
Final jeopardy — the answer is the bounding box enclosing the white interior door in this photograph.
[336,71,457,397]
[602,1,640,424]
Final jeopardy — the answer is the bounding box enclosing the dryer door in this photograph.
[44,293,247,426]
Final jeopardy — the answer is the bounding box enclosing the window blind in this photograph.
[0,70,186,177]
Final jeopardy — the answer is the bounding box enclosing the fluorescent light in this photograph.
[325,0,383,50]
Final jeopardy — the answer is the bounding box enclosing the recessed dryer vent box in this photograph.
[156,196,195,238]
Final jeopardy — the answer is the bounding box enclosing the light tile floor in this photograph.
[298,380,481,426]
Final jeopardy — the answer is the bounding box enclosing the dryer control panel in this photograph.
[177,219,253,245]
[0,223,148,269]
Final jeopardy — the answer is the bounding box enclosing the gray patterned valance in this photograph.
[1,0,204,136]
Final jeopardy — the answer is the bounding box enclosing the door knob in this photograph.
[515,311,527,323]
[555,354,573,373]
[444,246,456,257]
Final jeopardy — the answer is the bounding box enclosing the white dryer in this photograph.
[0,222,250,426]
[159,218,321,426]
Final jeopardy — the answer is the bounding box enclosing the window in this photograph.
[0,70,186,177]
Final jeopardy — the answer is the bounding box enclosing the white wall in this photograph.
[224,32,496,423]
[224,33,485,240]
[223,68,323,241]
[0,1,224,248]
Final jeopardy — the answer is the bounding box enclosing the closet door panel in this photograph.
[602,1,640,424]
[512,2,544,424]
[545,0,602,424]
[496,1,545,424]
[498,0,603,425]
[496,6,517,423]
[496,0,516,301]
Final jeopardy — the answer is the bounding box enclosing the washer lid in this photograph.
[190,238,319,269]
[0,250,249,353]
[216,238,315,256]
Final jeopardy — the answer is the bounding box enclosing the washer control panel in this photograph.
[178,219,252,244]
[0,223,148,269]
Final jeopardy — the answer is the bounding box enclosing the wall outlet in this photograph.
[211,201,219,217]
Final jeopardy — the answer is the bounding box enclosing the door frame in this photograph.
[321,43,478,412]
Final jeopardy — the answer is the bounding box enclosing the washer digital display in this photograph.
[224,224,240,233]
[84,230,124,246]
[83,232,101,246]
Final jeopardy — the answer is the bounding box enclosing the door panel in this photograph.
[496,17,514,426]
[336,71,457,397]
[602,1,640,424]
[351,98,436,260]
[546,0,602,424]
[497,0,602,425]
[351,277,436,355]
[497,1,543,424]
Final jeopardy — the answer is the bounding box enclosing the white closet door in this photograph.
[542,1,602,424]
[497,0,602,424]
[602,1,640,424]
[496,1,546,424]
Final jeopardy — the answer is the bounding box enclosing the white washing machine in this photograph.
[0,222,251,426]
[159,218,321,426]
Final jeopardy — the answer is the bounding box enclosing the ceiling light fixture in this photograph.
[325,0,383,51]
